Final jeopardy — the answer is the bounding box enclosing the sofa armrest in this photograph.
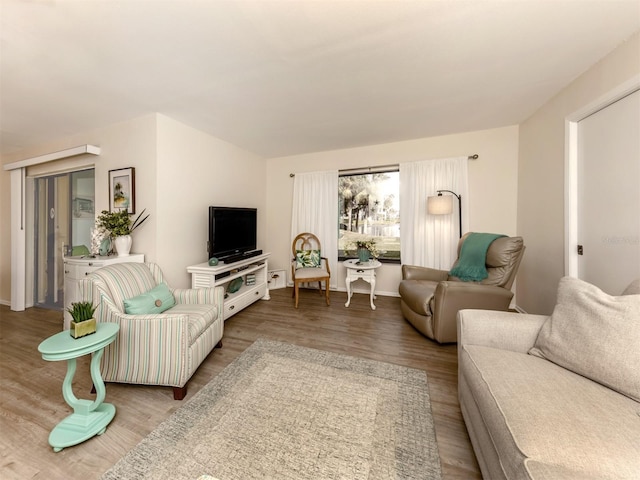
[402,264,449,281]
[172,286,224,305]
[172,285,224,326]
[434,281,514,312]
[429,282,513,341]
[457,309,548,354]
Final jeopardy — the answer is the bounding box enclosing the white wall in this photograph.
[11,30,636,310]
[0,113,266,304]
[155,114,266,287]
[1,114,158,305]
[518,32,640,314]
[264,125,519,297]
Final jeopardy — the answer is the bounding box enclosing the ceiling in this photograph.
[1,1,639,158]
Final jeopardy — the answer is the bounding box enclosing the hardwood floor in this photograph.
[0,287,481,479]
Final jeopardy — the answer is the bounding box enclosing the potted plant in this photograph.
[96,208,149,256]
[349,238,380,263]
[67,301,97,338]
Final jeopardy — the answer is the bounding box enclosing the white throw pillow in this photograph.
[529,276,640,402]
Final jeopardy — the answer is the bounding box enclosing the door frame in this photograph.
[564,74,640,278]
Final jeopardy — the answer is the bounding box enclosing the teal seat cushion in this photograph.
[124,282,176,314]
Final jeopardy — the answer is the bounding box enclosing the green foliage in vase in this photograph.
[67,301,97,323]
[97,208,149,237]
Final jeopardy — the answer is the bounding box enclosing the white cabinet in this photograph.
[63,254,144,330]
[187,253,270,321]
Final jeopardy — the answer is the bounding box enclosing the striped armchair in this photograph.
[80,262,224,400]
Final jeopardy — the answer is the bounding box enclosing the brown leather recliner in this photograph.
[399,233,525,343]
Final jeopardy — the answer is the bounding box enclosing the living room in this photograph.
[2,6,639,315]
[1,1,639,479]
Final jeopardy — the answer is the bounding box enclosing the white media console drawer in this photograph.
[187,252,271,321]
[224,282,268,318]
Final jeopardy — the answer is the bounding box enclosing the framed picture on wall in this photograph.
[108,167,136,213]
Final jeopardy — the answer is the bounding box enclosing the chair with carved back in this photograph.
[291,232,331,308]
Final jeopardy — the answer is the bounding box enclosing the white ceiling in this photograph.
[1,0,639,158]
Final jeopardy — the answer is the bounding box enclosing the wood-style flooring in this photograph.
[0,287,481,479]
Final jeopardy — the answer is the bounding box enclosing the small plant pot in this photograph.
[70,318,97,339]
[357,247,371,263]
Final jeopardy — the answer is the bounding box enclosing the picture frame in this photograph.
[108,167,136,213]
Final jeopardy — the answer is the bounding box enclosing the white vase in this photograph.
[114,235,132,256]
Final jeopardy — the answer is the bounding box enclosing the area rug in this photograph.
[101,339,442,480]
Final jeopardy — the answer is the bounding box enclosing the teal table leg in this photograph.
[49,348,116,452]
[90,348,107,408]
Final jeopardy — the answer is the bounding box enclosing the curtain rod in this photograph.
[289,154,478,177]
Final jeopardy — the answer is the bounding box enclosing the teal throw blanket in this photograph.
[449,233,506,282]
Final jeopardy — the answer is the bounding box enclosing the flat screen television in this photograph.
[208,206,257,260]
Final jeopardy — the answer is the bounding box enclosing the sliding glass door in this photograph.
[33,169,94,310]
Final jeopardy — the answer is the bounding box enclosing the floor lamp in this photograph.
[427,190,462,238]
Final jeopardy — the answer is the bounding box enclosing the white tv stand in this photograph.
[187,252,270,321]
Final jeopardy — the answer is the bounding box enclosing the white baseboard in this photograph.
[287,284,400,298]
[334,287,400,298]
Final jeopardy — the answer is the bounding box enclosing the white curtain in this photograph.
[291,170,339,289]
[399,156,468,269]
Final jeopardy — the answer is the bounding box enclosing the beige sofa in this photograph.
[458,278,640,479]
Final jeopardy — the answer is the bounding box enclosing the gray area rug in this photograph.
[101,339,442,480]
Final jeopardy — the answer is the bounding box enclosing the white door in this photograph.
[577,89,640,295]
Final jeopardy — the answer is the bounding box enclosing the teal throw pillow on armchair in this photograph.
[124,282,176,315]
[295,249,321,269]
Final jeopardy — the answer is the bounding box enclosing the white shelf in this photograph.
[187,252,271,321]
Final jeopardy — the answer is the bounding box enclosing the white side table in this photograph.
[344,259,382,310]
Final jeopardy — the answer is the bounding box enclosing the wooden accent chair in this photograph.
[291,232,331,308]
[80,262,224,400]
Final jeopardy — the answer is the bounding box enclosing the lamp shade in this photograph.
[427,195,453,215]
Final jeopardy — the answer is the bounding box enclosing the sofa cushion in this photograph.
[461,344,640,479]
[124,282,176,315]
[529,276,640,402]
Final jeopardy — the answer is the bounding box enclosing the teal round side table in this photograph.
[38,322,119,452]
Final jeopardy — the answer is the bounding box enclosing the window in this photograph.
[338,169,400,261]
